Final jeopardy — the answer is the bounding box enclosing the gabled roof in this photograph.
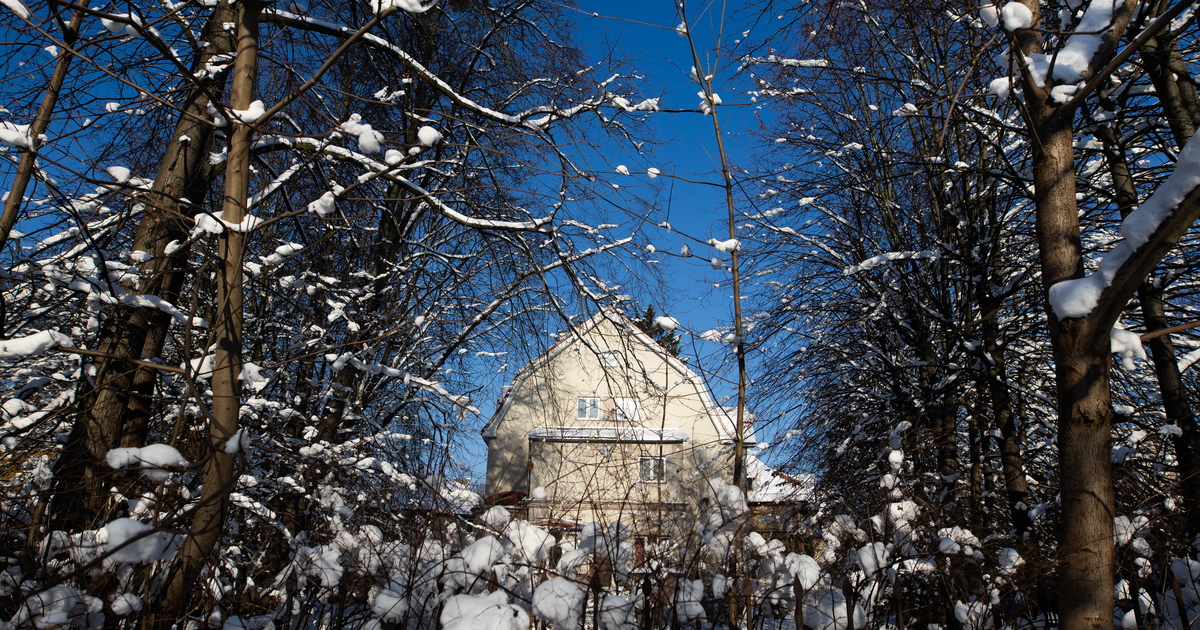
[481,308,755,446]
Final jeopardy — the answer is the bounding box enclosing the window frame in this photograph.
[639,456,665,483]
[576,396,600,420]
[599,350,621,368]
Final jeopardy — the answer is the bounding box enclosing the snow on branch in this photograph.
[1050,133,1200,320]
[843,250,940,275]
[262,10,614,132]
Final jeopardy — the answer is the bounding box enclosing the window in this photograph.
[612,397,640,422]
[599,351,620,367]
[577,397,600,419]
[639,456,664,483]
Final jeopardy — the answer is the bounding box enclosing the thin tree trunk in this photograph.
[48,0,238,533]
[0,10,84,252]
[1098,122,1200,537]
[150,1,260,625]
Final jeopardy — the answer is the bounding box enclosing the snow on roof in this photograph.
[746,454,813,503]
[528,426,689,443]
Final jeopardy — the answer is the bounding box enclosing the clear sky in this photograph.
[459,1,778,485]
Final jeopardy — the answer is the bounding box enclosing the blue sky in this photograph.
[459,1,777,484]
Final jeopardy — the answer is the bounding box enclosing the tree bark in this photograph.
[48,0,238,533]
[0,9,84,252]
[1098,122,1200,537]
[150,1,259,625]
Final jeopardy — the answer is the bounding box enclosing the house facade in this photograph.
[481,309,753,538]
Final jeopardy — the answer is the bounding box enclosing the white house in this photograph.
[481,309,757,538]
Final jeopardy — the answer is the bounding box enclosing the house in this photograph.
[481,309,757,540]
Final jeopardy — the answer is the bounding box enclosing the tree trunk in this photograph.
[1099,122,1200,536]
[0,10,84,252]
[150,1,260,625]
[48,0,237,533]
[1031,92,1115,630]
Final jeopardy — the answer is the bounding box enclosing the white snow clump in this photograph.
[99,518,180,563]
[340,114,384,154]
[654,315,679,331]
[0,121,32,149]
[106,166,132,183]
[0,330,72,359]
[231,100,266,125]
[615,165,630,175]
[1111,327,1147,370]
[106,444,188,481]
[441,591,528,630]
[533,577,586,629]
[1000,3,1033,30]
[980,2,1000,27]
[370,0,433,15]
[1050,132,1200,319]
[417,125,443,147]
[709,237,741,252]
[1,0,31,19]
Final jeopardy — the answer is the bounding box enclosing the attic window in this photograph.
[577,397,600,419]
[599,351,620,367]
[639,456,665,483]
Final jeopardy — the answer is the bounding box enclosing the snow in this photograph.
[231,100,266,125]
[481,505,510,529]
[1000,3,1032,30]
[786,553,821,590]
[111,593,143,616]
[0,0,30,19]
[844,250,938,275]
[0,330,72,359]
[0,121,32,149]
[858,542,888,577]
[980,3,999,27]
[803,589,865,630]
[106,166,131,183]
[533,577,585,629]
[443,536,503,588]
[1050,0,1122,83]
[938,526,981,555]
[746,454,813,502]
[998,548,1024,575]
[99,518,180,563]
[675,579,705,622]
[417,125,442,147]
[106,444,188,481]
[340,114,384,154]
[892,103,918,117]
[504,519,554,561]
[710,238,741,252]
[531,486,548,500]
[1050,131,1200,319]
[371,589,407,622]
[307,191,336,217]
[989,77,1013,99]
[441,592,528,630]
[1111,327,1147,370]
[599,595,635,630]
[223,429,250,454]
[647,167,660,178]
[654,315,678,331]
[369,0,434,15]
[615,165,629,175]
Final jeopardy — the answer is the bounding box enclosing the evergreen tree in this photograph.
[633,305,681,357]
